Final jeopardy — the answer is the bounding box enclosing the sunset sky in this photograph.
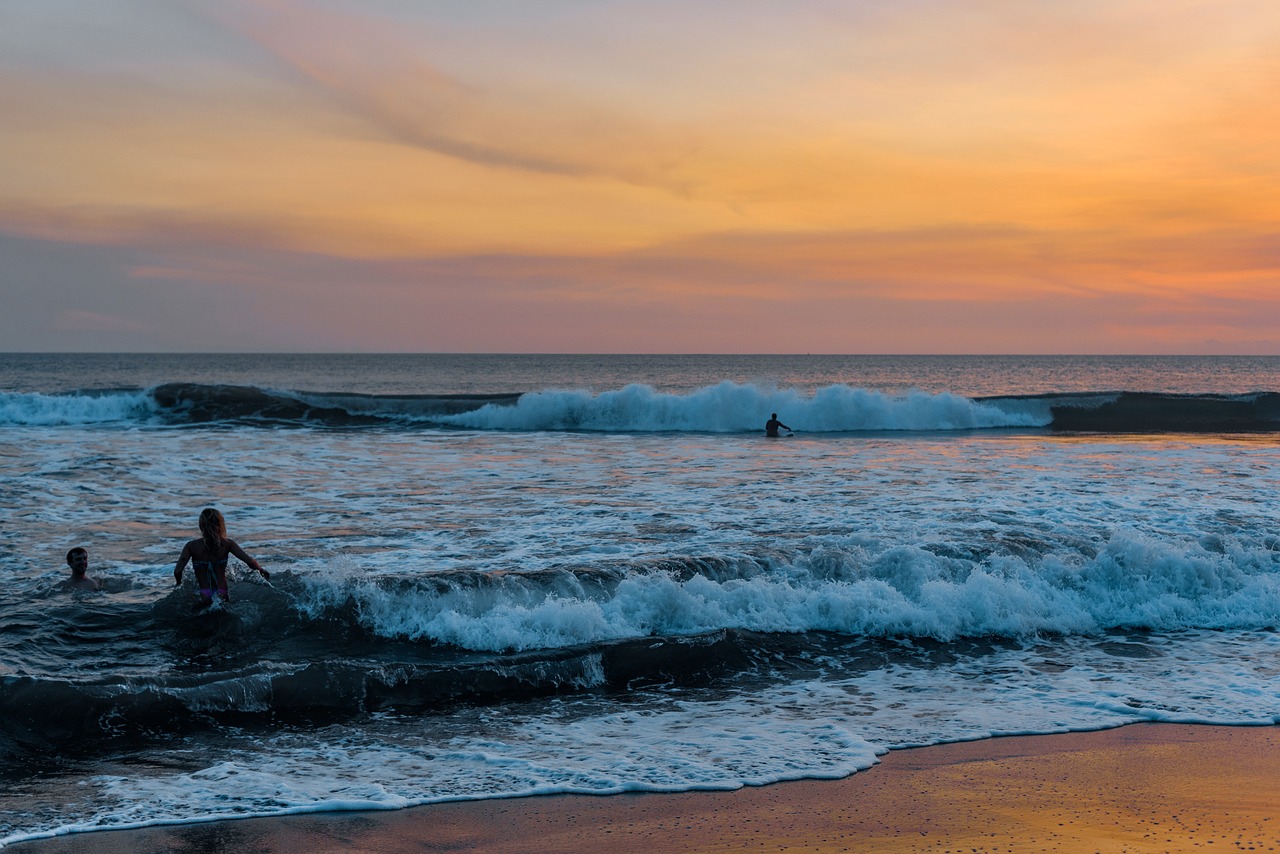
[2,0,1279,353]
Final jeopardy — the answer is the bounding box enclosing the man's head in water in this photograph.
[65,547,99,589]
[66,547,88,577]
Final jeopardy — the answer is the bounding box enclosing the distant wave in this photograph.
[150,383,523,426]
[0,384,520,427]
[2,382,1279,432]
[439,382,1048,432]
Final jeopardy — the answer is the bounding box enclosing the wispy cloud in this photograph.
[49,309,149,334]
[202,0,707,191]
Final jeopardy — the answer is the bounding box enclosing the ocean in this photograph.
[2,353,1280,847]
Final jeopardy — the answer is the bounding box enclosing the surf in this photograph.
[4,379,1280,433]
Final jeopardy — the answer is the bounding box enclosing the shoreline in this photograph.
[9,722,1280,853]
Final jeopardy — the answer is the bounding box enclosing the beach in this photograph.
[11,723,1278,853]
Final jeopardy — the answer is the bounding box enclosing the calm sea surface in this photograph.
[2,354,1279,847]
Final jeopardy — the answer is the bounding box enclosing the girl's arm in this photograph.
[227,539,270,579]
[174,542,192,585]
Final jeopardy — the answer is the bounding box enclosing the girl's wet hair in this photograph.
[199,507,227,552]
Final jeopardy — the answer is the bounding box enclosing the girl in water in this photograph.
[174,507,270,603]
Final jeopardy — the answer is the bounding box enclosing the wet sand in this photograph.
[11,723,1280,853]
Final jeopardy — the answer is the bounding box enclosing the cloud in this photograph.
[3,228,1278,353]
[49,310,149,334]
[202,0,707,191]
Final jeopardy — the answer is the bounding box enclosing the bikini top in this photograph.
[192,556,228,571]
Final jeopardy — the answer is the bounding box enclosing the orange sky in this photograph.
[2,0,1279,352]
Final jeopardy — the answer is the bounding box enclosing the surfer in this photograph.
[765,413,791,437]
[174,507,270,604]
[65,546,101,590]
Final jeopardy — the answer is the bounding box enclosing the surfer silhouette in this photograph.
[765,413,791,437]
[174,508,269,604]
[65,546,101,590]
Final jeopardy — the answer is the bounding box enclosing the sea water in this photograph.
[2,354,1279,846]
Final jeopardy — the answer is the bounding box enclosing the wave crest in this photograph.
[440,382,1047,432]
[289,531,1280,651]
[0,390,156,425]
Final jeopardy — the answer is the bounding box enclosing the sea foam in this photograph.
[288,528,1280,653]
[0,390,156,425]
[440,382,1050,432]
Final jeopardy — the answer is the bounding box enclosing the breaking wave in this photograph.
[2,382,1279,432]
[7,526,1279,743]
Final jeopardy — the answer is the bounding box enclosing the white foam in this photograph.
[287,527,1280,652]
[0,390,156,425]
[440,382,1050,432]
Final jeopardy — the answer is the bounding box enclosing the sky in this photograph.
[2,0,1279,353]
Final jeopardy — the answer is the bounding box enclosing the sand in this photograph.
[9,723,1280,853]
